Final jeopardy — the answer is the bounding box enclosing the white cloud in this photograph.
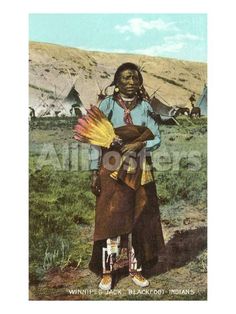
[134,42,185,56]
[77,30,201,57]
[164,33,201,42]
[131,32,201,57]
[115,18,178,36]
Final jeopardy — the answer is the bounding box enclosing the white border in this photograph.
[1,0,235,313]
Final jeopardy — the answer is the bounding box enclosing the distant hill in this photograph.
[29,41,207,117]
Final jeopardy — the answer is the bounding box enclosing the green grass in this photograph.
[29,166,95,283]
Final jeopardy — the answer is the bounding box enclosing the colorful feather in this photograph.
[73,105,117,148]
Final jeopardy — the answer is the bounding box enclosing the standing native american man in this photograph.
[89,63,165,290]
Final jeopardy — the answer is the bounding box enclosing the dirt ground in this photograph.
[30,202,207,301]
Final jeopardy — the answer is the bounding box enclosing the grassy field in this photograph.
[29,116,207,300]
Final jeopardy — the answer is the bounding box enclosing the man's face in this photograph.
[117,69,141,97]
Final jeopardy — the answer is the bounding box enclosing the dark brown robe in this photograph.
[89,151,165,275]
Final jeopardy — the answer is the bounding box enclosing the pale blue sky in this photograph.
[29,14,207,62]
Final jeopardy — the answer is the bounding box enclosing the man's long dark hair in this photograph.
[111,62,144,87]
[108,62,149,101]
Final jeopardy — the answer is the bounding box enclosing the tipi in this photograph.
[197,84,207,116]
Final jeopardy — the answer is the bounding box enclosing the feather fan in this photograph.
[73,105,118,148]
